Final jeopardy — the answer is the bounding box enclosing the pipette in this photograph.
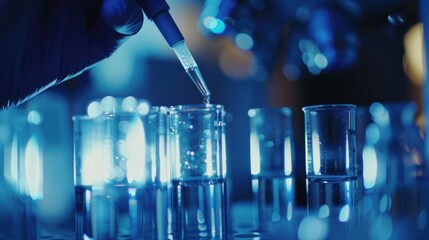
[136,0,211,102]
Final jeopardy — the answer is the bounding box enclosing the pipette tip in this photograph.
[186,66,211,99]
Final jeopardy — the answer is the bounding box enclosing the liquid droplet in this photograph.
[203,96,210,105]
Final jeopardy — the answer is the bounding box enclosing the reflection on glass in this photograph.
[306,179,359,239]
[360,101,429,239]
[168,104,227,239]
[248,107,296,231]
[0,109,43,239]
[74,96,168,240]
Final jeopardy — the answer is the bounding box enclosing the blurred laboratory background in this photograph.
[1,0,426,235]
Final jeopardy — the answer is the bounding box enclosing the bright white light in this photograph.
[284,137,293,176]
[286,178,293,192]
[222,130,227,177]
[129,188,136,198]
[137,100,151,116]
[82,141,106,186]
[287,202,293,221]
[250,132,261,175]
[151,142,156,183]
[10,133,18,188]
[173,135,181,178]
[158,135,168,183]
[101,96,117,113]
[251,179,258,193]
[25,134,43,200]
[203,16,217,29]
[27,111,42,125]
[339,205,350,222]
[206,138,214,177]
[87,101,102,118]
[318,204,330,218]
[363,146,378,189]
[121,96,137,112]
[312,131,321,174]
[298,216,328,240]
[247,109,256,117]
[203,16,226,34]
[126,116,146,184]
[81,123,113,186]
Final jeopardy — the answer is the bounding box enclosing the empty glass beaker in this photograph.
[303,104,357,181]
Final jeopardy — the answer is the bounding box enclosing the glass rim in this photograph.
[302,104,356,112]
[168,104,224,114]
[72,106,167,121]
[248,107,292,117]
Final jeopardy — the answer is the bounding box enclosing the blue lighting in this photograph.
[235,33,254,50]
[379,194,391,213]
[27,111,42,125]
[283,64,301,81]
[365,124,380,145]
[369,102,389,126]
[203,16,226,34]
[314,53,328,69]
[25,134,43,200]
[298,217,327,240]
[318,204,330,218]
[370,215,392,239]
[339,205,350,222]
[417,210,428,230]
[247,109,256,118]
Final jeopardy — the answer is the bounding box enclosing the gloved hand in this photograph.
[0,0,144,110]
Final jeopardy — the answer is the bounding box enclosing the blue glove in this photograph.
[0,0,143,110]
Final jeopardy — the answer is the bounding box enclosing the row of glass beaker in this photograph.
[73,96,227,240]
[248,101,429,239]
